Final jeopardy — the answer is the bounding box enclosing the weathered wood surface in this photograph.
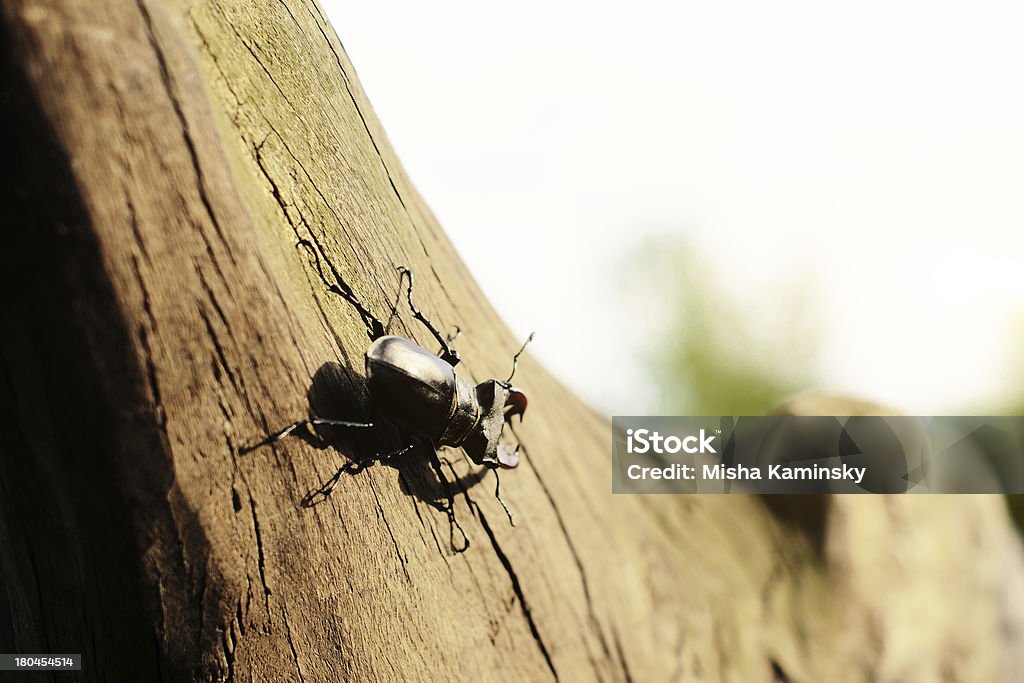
[1,1,1022,681]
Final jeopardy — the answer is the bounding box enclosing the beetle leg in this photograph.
[241,416,373,453]
[396,266,461,367]
[341,442,414,474]
[300,443,414,507]
[426,449,470,552]
[436,326,462,356]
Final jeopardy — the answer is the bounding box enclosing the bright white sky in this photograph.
[321,0,1024,415]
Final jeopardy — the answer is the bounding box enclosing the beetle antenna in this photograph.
[397,266,461,367]
[493,467,515,526]
[296,240,385,340]
[505,332,535,383]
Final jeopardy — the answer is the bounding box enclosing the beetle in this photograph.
[366,334,528,469]
[252,255,532,520]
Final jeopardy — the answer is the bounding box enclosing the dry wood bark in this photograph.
[0,1,1022,681]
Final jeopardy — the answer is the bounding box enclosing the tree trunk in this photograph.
[1,1,1022,681]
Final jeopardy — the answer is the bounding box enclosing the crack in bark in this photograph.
[475,511,559,681]
[129,252,167,429]
[199,307,240,395]
[254,123,390,307]
[119,123,165,428]
[612,630,636,683]
[188,13,246,126]
[213,3,296,111]
[770,658,793,682]
[401,470,453,567]
[253,139,380,322]
[297,0,444,274]
[281,605,308,683]
[248,498,272,615]
[437,451,558,678]
[516,436,619,679]
[366,477,411,582]
[236,598,246,637]
[275,0,305,36]
[135,0,236,265]
[294,0,449,315]
[195,265,231,330]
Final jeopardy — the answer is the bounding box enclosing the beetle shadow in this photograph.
[265,360,491,528]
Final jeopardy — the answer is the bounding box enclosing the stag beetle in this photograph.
[366,333,528,469]
[251,253,532,522]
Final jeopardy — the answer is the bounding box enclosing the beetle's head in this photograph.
[463,333,535,471]
[462,380,526,469]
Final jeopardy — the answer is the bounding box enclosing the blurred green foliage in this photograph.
[621,236,820,415]
[623,236,1024,534]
